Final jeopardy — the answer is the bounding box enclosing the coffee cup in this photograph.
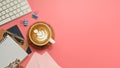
[29,22,55,46]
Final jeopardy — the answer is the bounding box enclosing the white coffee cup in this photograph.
[29,22,55,46]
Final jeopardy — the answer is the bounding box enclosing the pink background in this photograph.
[0,0,120,68]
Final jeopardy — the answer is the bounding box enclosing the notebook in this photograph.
[0,35,28,68]
[26,52,61,68]
[7,25,32,54]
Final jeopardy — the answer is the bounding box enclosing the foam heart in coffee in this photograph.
[29,22,54,46]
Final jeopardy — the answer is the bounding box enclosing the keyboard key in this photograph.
[14,1,18,4]
[13,6,17,9]
[17,14,20,17]
[5,14,9,18]
[26,8,31,13]
[18,0,21,3]
[10,0,14,2]
[9,8,13,11]
[20,1,26,6]
[13,10,17,14]
[5,9,9,13]
[6,0,10,3]
[0,18,2,21]
[6,4,10,8]
[10,2,14,6]
[0,0,3,2]
[1,11,5,15]
[24,8,31,14]
[0,13,1,16]
[16,4,20,8]
[0,3,2,6]
[1,16,5,19]
[17,9,20,12]
[2,6,6,10]
[21,5,29,10]
[11,15,16,19]
[2,1,6,5]
[9,12,13,16]
[19,12,23,16]
[0,8,2,11]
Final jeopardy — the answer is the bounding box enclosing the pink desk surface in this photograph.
[0,0,120,68]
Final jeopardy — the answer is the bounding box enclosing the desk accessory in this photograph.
[23,20,29,26]
[32,13,38,19]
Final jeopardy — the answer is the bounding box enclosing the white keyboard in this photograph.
[0,0,32,25]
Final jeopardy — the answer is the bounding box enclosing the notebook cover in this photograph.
[7,25,32,54]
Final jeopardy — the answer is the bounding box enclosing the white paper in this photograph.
[26,52,61,68]
[26,52,41,68]
[39,52,61,68]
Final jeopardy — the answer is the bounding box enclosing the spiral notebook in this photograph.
[0,35,28,68]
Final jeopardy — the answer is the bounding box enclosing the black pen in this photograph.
[5,31,24,45]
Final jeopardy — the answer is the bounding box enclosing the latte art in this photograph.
[34,29,48,41]
[29,22,55,46]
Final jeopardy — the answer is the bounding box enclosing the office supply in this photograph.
[0,0,32,25]
[26,52,61,68]
[7,25,32,54]
[24,20,28,26]
[0,35,28,68]
[32,13,38,19]
[4,31,24,45]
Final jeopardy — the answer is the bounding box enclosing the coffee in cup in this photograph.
[29,22,55,46]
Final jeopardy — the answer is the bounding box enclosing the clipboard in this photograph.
[0,29,28,51]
